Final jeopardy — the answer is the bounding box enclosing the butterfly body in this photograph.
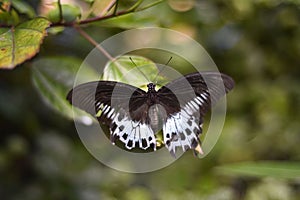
[67,72,234,157]
[146,83,157,102]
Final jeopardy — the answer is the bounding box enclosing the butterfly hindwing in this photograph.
[158,72,234,156]
[109,109,156,150]
[67,81,157,150]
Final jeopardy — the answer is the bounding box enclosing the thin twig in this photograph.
[58,0,63,23]
[74,25,114,61]
[113,0,119,15]
[126,0,143,12]
[100,0,116,16]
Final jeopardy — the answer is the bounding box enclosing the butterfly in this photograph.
[67,71,234,157]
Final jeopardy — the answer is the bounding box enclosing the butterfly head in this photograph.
[147,83,156,92]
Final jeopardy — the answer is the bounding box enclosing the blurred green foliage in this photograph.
[0,0,300,199]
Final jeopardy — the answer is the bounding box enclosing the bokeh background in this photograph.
[0,0,300,199]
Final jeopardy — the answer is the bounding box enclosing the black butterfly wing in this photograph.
[67,81,157,150]
[157,72,234,156]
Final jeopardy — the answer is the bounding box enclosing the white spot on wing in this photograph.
[96,101,101,107]
[103,106,110,114]
[197,96,204,104]
[107,108,114,119]
[194,97,202,105]
[110,110,156,151]
[163,99,203,156]
[103,105,108,111]
[200,93,207,100]
[190,100,199,110]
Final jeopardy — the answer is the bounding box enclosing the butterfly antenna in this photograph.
[154,56,173,85]
[129,57,150,83]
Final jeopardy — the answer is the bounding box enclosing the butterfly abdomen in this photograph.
[148,104,167,133]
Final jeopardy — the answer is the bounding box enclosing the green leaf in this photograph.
[102,55,168,91]
[31,56,99,124]
[95,12,158,29]
[0,17,50,69]
[11,0,36,18]
[47,26,65,35]
[47,4,81,23]
[215,161,300,179]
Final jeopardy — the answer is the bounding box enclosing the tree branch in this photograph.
[74,25,115,61]
[51,0,165,27]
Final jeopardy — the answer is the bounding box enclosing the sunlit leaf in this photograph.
[215,161,300,179]
[31,56,99,124]
[0,17,50,69]
[102,55,168,91]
